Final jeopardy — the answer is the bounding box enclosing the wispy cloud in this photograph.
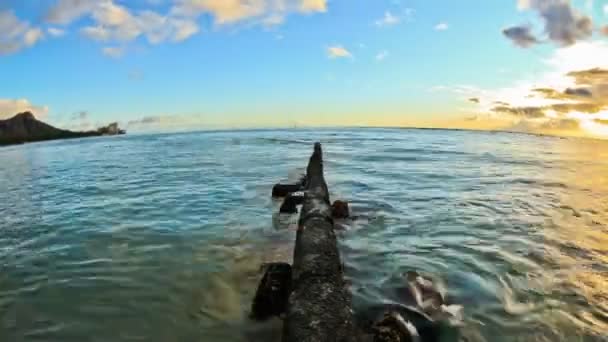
[47,27,66,37]
[62,110,97,131]
[126,114,224,131]
[434,22,448,31]
[102,46,125,58]
[0,10,44,55]
[78,2,200,45]
[45,0,97,25]
[375,11,400,27]
[375,50,389,61]
[128,116,163,126]
[0,98,48,119]
[128,69,145,81]
[327,45,352,59]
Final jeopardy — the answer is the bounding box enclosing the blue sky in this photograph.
[1,0,608,137]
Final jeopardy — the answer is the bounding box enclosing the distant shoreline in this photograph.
[0,112,125,147]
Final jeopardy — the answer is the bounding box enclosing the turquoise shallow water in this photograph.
[0,128,607,341]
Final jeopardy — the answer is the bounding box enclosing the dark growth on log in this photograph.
[251,262,293,321]
[280,193,305,214]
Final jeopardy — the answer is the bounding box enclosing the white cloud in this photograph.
[262,14,285,26]
[299,0,327,13]
[45,0,97,25]
[34,0,327,57]
[80,3,200,45]
[0,99,49,119]
[171,18,200,42]
[375,50,389,61]
[0,10,44,55]
[604,4,608,15]
[327,45,352,59]
[172,0,327,25]
[545,41,608,73]
[24,28,44,46]
[434,22,448,31]
[93,1,132,26]
[82,26,111,41]
[47,27,66,37]
[375,11,400,27]
[102,46,125,58]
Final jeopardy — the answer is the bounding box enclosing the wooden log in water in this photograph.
[282,143,355,342]
[272,184,303,197]
[280,193,305,214]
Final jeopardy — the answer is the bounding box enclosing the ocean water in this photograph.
[0,128,607,342]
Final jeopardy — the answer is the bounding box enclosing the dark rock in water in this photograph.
[373,311,420,342]
[0,112,125,146]
[250,262,292,321]
[332,200,350,219]
[280,193,305,214]
[272,183,302,197]
[355,304,439,342]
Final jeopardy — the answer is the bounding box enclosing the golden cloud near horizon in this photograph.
[441,41,608,139]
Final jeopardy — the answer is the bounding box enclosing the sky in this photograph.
[1,0,608,138]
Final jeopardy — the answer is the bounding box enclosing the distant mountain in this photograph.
[0,112,125,146]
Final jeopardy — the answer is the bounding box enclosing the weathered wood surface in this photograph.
[251,262,293,321]
[282,143,356,342]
